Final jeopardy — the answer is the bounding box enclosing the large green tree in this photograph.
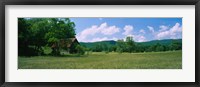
[18,18,76,56]
[125,36,135,53]
[44,18,76,55]
[18,18,33,56]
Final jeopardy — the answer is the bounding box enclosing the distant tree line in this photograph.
[18,18,78,56]
[90,36,182,53]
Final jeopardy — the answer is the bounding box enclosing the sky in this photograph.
[70,18,182,42]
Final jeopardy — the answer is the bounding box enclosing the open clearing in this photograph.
[18,51,182,69]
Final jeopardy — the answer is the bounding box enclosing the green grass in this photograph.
[18,51,182,69]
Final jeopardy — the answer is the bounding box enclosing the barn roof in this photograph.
[51,38,79,48]
[67,38,79,47]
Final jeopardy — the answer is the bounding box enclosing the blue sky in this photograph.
[70,18,182,42]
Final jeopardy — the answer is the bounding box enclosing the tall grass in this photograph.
[18,51,182,69]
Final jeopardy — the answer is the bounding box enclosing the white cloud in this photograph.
[134,35,146,42]
[76,22,120,42]
[139,29,145,34]
[159,25,169,32]
[170,23,182,34]
[156,23,182,39]
[137,35,146,42]
[123,34,146,42]
[101,26,120,35]
[91,37,118,42]
[91,37,108,42]
[147,26,154,33]
[122,25,146,42]
[76,25,99,41]
[156,31,170,39]
[122,25,133,35]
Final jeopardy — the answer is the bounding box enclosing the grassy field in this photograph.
[18,51,182,69]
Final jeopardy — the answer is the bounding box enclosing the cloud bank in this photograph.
[77,22,120,42]
[76,22,182,42]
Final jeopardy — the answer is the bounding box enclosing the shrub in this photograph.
[75,45,86,55]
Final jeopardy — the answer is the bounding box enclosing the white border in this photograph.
[5,5,195,82]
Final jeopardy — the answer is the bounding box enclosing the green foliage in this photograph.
[18,18,38,56]
[125,36,135,53]
[75,45,86,55]
[18,18,76,56]
[92,43,110,52]
[115,36,136,53]
[170,40,182,50]
[116,47,123,53]
[81,38,182,53]
[80,40,116,49]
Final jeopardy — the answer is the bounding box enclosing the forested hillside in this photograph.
[80,39,182,53]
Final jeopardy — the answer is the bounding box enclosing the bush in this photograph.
[75,45,86,55]
[116,47,123,54]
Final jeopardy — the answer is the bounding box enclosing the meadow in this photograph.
[18,50,182,69]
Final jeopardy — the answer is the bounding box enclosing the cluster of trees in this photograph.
[18,18,78,56]
[90,37,182,53]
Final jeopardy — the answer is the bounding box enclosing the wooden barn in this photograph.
[62,38,79,54]
[51,38,80,54]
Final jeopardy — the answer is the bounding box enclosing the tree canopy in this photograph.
[18,18,76,56]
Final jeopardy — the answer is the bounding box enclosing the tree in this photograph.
[155,43,164,52]
[109,45,117,52]
[125,36,135,53]
[44,18,76,55]
[29,18,49,55]
[18,18,33,56]
[116,39,125,53]
[18,18,76,56]
[75,45,86,55]
[170,40,182,51]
